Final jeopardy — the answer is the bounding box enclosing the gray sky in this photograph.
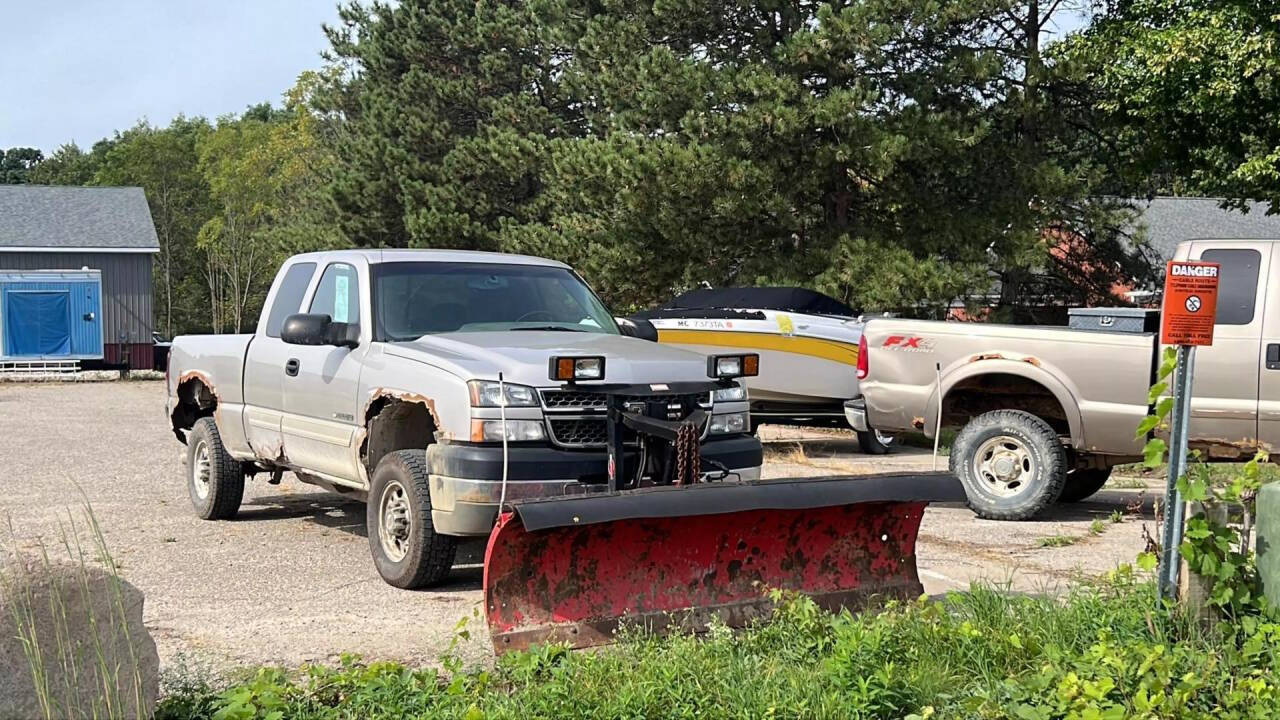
[2,1,342,153]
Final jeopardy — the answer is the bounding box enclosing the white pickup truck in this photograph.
[165,250,762,588]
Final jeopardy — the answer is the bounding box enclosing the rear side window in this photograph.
[309,263,361,325]
[1201,249,1260,325]
[264,262,316,337]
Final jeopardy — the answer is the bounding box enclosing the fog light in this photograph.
[709,412,748,435]
[470,419,547,442]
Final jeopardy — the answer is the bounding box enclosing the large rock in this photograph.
[0,554,159,720]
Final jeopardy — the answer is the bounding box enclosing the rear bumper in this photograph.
[426,436,764,536]
[843,398,870,432]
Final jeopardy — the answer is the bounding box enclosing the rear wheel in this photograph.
[856,428,896,455]
[368,449,457,589]
[950,410,1067,521]
[186,417,245,520]
[1057,467,1112,503]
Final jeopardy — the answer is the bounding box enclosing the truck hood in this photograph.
[385,331,718,387]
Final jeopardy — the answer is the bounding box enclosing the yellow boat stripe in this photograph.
[656,329,860,366]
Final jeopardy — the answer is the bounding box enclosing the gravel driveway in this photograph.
[0,381,1163,670]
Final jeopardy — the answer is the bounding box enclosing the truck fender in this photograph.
[923,356,1084,446]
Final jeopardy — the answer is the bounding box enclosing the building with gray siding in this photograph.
[0,186,158,368]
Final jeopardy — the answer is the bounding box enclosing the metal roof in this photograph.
[1131,197,1280,260]
[0,185,159,252]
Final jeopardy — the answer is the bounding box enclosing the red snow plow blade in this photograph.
[483,472,964,653]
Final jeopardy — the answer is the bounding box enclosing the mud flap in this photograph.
[482,473,965,653]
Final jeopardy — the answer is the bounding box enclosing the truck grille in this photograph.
[547,418,611,447]
[540,389,713,449]
[541,390,711,412]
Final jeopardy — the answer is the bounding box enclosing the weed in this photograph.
[1108,509,1124,524]
[1088,519,1106,536]
[1035,534,1079,548]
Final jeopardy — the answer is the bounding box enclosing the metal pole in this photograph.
[1158,345,1196,600]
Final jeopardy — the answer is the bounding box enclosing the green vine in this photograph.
[1135,347,1268,616]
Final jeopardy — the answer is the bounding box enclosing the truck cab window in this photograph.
[265,262,316,337]
[309,263,360,326]
[1201,249,1260,325]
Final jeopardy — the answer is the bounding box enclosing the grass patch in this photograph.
[155,575,1280,720]
[898,428,956,456]
[1109,509,1125,524]
[1088,518,1106,536]
[1035,534,1080,548]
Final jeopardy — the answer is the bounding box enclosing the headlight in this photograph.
[468,380,539,407]
[470,419,546,442]
[709,412,748,435]
[713,383,747,402]
[707,353,759,379]
[550,355,605,381]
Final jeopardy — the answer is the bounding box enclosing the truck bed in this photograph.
[859,319,1155,457]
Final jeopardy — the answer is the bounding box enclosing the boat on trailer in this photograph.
[634,287,896,453]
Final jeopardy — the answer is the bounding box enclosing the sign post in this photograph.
[1156,260,1220,600]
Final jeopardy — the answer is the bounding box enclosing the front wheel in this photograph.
[949,410,1067,521]
[856,428,896,455]
[367,449,457,589]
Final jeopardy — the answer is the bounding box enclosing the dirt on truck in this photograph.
[847,238,1279,520]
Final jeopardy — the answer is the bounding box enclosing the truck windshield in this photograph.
[374,262,620,340]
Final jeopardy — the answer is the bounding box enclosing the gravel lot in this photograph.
[0,381,1164,670]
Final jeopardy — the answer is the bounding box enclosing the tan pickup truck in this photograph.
[847,238,1277,520]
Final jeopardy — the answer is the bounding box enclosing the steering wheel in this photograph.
[516,310,556,322]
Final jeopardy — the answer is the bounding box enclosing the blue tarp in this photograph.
[4,291,72,356]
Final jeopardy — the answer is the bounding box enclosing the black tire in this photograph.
[949,410,1067,521]
[367,449,457,589]
[857,428,896,455]
[1057,467,1112,503]
[186,417,245,520]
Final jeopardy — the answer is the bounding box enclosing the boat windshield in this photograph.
[374,261,619,340]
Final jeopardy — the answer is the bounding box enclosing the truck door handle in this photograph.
[285,358,300,377]
[1267,344,1280,370]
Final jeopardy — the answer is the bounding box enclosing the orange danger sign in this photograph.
[1161,261,1220,346]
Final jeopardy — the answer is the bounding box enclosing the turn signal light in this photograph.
[549,356,605,382]
[708,354,759,379]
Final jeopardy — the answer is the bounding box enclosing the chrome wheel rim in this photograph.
[378,481,412,563]
[973,435,1033,497]
[192,441,211,500]
[874,429,896,447]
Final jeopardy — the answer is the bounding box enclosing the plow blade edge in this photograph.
[483,473,964,653]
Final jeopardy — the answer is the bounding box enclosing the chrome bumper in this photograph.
[843,398,870,432]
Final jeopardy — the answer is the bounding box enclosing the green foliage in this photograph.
[1063,0,1280,212]
[1037,534,1081,548]
[0,147,44,183]
[1138,345,1270,616]
[321,0,1150,313]
[156,579,1280,719]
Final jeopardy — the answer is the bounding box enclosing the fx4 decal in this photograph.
[882,335,935,352]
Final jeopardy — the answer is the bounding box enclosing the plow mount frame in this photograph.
[483,472,965,654]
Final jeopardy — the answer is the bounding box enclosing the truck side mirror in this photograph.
[616,317,659,342]
[281,313,359,349]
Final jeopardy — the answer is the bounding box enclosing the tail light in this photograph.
[856,334,869,380]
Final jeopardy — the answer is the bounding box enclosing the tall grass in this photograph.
[1,504,150,720]
[155,571,1279,719]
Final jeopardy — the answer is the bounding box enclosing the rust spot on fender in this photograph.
[969,353,1004,363]
[1188,436,1259,460]
[362,388,445,433]
[1023,356,1041,367]
[911,416,926,430]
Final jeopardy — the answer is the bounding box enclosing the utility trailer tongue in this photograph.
[481,378,964,653]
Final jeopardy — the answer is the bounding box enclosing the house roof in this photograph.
[1131,196,1280,260]
[0,185,159,252]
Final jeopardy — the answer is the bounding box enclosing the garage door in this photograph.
[4,291,72,356]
